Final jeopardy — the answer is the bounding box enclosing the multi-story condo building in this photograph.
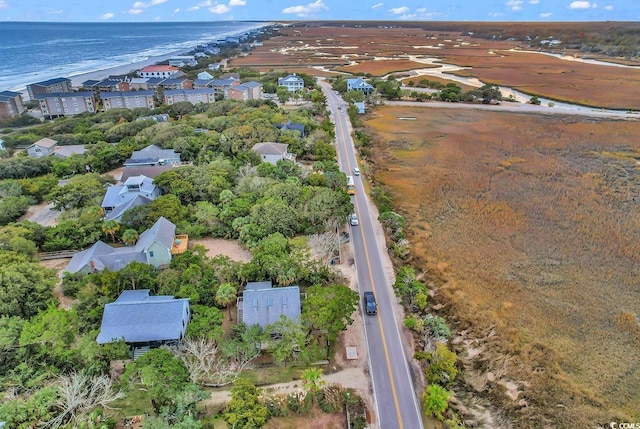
[27,77,73,101]
[101,91,155,111]
[36,92,95,119]
[163,88,216,105]
[0,90,26,119]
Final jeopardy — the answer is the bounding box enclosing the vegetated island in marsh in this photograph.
[364,105,640,427]
[232,21,640,110]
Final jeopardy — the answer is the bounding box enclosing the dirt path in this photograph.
[189,238,252,262]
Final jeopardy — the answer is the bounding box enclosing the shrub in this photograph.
[424,343,458,386]
[423,384,450,421]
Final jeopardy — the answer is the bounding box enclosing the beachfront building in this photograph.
[129,78,150,91]
[138,65,179,79]
[163,88,216,105]
[226,81,263,101]
[168,56,197,67]
[0,90,26,119]
[36,92,95,119]
[101,91,155,111]
[27,77,73,101]
[278,74,304,92]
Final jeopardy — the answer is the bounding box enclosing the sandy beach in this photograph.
[67,48,188,87]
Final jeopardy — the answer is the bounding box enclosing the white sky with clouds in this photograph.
[0,0,635,22]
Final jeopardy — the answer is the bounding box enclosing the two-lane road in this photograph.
[320,81,424,429]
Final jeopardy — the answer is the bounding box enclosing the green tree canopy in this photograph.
[302,284,359,343]
[224,378,269,429]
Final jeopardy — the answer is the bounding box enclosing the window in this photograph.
[149,251,154,257]
[252,298,258,308]
[267,298,273,307]
[282,297,288,305]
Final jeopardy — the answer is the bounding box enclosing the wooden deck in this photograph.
[171,234,189,255]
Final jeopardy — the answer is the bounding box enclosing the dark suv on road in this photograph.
[363,291,377,315]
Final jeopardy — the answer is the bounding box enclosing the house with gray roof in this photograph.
[27,137,58,158]
[278,74,304,92]
[53,144,86,158]
[252,142,295,165]
[347,78,374,94]
[124,144,181,167]
[163,88,216,105]
[27,77,72,101]
[238,281,301,328]
[101,175,160,221]
[275,121,305,138]
[0,90,25,119]
[63,216,176,276]
[96,289,190,349]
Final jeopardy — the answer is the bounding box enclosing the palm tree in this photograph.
[301,367,326,396]
[121,228,139,246]
[101,220,120,243]
[216,283,237,321]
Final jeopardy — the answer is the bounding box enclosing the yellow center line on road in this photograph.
[335,100,404,429]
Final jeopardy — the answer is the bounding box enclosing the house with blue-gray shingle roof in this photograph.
[63,216,178,276]
[96,289,190,351]
[347,77,374,94]
[123,144,181,167]
[238,281,302,328]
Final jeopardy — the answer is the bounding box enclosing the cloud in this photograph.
[209,4,231,13]
[199,0,212,5]
[604,4,613,10]
[229,0,246,5]
[539,12,553,17]
[506,0,523,11]
[372,2,383,8]
[282,0,329,17]
[151,0,167,4]
[173,7,180,13]
[129,8,143,14]
[0,0,7,8]
[529,0,539,3]
[47,9,64,14]
[569,1,591,8]
[489,12,505,17]
[187,6,200,11]
[100,12,115,19]
[133,1,146,8]
[389,6,409,14]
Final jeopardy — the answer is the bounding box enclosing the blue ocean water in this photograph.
[0,21,266,92]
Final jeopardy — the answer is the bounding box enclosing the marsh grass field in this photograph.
[365,106,640,426]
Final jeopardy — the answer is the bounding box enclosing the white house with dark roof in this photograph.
[63,216,177,276]
[101,175,160,221]
[138,65,179,79]
[252,142,295,165]
[237,281,301,328]
[124,144,181,167]
[26,137,58,157]
[278,74,304,92]
[96,289,190,353]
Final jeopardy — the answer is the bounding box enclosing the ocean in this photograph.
[0,21,267,93]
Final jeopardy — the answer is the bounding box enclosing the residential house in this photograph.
[36,92,95,118]
[120,165,174,182]
[144,77,165,91]
[95,79,130,93]
[26,137,58,158]
[96,290,190,355]
[27,77,72,101]
[168,56,197,67]
[237,281,302,328]
[164,88,216,105]
[220,72,240,81]
[252,142,295,165]
[0,139,4,151]
[101,175,160,221]
[138,65,179,79]
[226,81,263,101]
[64,216,179,276]
[347,78,374,94]
[101,91,155,111]
[197,71,214,80]
[124,144,181,167]
[53,145,86,159]
[159,78,193,91]
[275,121,305,138]
[278,74,304,92]
[208,61,222,70]
[0,90,26,119]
